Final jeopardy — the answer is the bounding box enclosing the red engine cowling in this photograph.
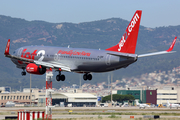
[26,63,46,75]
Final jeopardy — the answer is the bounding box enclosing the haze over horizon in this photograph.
[0,0,180,28]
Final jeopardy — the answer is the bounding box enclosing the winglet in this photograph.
[166,37,177,52]
[4,39,10,55]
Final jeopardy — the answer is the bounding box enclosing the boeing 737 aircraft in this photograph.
[4,10,177,82]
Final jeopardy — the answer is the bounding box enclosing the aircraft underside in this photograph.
[11,55,136,81]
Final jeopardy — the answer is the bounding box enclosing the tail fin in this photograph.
[135,100,140,105]
[106,10,142,54]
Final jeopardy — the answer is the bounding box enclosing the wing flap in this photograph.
[34,61,71,72]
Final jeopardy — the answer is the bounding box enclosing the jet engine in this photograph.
[26,63,46,75]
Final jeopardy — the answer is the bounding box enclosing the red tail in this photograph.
[4,39,10,55]
[166,37,177,52]
[106,10,142,54]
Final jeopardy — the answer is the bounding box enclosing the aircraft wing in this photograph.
[138,37,177,58]
[35,61,71,72]
[4,39,71,72]
[6,54,34,63]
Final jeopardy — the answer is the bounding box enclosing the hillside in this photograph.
[0,15,180,90]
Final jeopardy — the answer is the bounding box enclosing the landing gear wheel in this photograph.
[21,71,26,76]
[83,73,92,80]
[87,74,92,80]
[83,74,87,80]
[61,75,65,81]
[21,68,26,76]
[56,75,61,81]
[56,74,66,82]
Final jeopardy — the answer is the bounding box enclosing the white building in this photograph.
[157,89,177,104]
[43,93,98,107]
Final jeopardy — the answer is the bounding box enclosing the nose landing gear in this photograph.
[21,69,26,76]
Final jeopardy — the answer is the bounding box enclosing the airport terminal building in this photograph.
[117,87,180,105]
[1,86,180,106]
[117,90,156,105]
[0,87,97,107]
[0,88,44,106]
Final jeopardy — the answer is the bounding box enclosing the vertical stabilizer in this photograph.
[106,10,142,54]
[135,100,140,106]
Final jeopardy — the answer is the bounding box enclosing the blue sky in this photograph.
[0,0,180,28]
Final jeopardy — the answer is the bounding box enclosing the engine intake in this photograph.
[26,63,46,75]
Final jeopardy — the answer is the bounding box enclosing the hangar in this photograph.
[51,93,97,107]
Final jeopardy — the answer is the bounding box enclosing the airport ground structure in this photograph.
[117,87,180,105]
[0,87,98,107]
[0,88,45,106]
[1,85,180,107]
[1,66,180,107]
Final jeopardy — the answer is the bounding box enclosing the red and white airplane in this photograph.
[4,10,177,81]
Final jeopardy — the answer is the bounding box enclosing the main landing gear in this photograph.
[56,70,65,81]
[83,73,92,81]
[21,69,26,76]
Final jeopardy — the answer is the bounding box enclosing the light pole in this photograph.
[30,74,31,106]
[80,74,81,89]
[111,72,113,107]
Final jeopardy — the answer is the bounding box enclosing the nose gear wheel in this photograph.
[21,69,26,76]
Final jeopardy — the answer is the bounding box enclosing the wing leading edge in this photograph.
[138,37,177,58]
[35,61,71,72]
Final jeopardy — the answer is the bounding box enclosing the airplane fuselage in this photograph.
[11,46,137,73]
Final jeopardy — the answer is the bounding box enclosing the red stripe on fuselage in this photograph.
[57,50,91,56]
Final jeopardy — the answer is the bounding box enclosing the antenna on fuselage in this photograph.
[68,45,70,48]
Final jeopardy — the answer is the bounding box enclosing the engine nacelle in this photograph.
[26,63,46,75]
